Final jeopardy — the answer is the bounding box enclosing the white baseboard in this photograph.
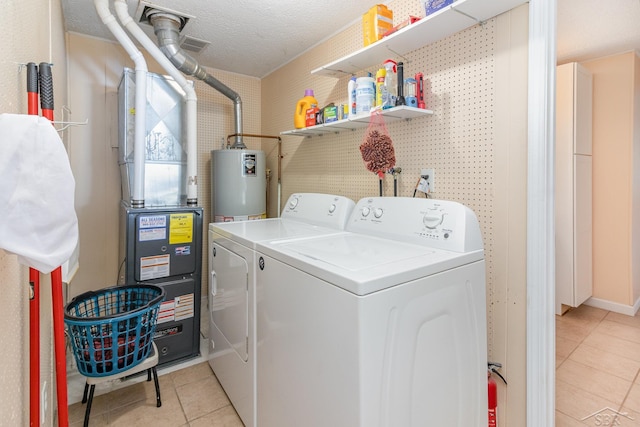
[583,296,640,316]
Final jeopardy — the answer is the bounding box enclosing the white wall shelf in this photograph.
[311,0,527,77]
[280,106,433,137]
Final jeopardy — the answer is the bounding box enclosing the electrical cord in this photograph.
[413,177,421,197]
[413,176,431,198]
[117,257,126,284]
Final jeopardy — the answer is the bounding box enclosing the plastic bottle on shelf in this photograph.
[382,59,397,109]
[294,89,318,129]
[355,76,375,115]
[348,76,357,118]
[375,67,386,108]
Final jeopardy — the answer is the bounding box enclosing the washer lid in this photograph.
[210,218,345,249]
[257,232,484,295]
[277,233,433,270]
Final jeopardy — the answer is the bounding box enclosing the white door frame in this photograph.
[527,0,556,425]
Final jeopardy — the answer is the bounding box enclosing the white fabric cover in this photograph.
[0,113,79,273]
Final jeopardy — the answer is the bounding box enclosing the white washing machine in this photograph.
[255,197,488,427]
[208,193,355,427]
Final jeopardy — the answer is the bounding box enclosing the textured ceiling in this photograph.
[557,0,640,64]
[61,0,385,78]
[61,0,640,79]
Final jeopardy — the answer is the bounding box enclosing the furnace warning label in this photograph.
[139,254,170,281]
[157,300,175,324]
[174,293,195,321]
[155,293,195,324]
[169,213,193,244]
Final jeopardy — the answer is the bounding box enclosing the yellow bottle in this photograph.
[294,89,318,129]
[375,68,386,107]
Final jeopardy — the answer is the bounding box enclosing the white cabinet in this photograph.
[555,62,593,314]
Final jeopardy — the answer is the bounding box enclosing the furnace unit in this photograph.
[118,68,202,366]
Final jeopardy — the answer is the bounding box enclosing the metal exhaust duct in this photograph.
[147,11,246,149]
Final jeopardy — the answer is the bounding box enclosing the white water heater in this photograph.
[211,149,266,222]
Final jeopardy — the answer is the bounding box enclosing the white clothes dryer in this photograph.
[207,193,355,427]
[255,197,488,427]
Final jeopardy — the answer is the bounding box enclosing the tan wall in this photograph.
[0,0,67,424]
[583,52,638,306]
[633,53,640,304]
[261,2,529,424]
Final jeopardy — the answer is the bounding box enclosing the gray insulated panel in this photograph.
[118,68,193,207]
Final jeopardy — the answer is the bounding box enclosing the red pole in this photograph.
[26,62,40,427]
[50,267,68,427]
[39,62,69,427]
[29,268,40,427]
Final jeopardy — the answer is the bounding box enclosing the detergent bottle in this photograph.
[375,67,386,107]
[294,89,318,129]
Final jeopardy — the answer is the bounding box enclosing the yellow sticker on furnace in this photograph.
[169,213,193,244]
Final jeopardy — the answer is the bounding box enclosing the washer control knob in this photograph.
[329,203,336,213]
[289,197,299,209]
[423,212,444,229]
[373,208,384,219]
[362,207,371,217]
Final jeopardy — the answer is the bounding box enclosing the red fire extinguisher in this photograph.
[488,362,507,427]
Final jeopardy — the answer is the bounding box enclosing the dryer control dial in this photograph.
[373,208,384,219]
[361,207,371,217]
[423,212,444,229]
[288,197,299,209]
[328,203,336,214]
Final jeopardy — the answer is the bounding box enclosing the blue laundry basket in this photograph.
[64,284,165,377]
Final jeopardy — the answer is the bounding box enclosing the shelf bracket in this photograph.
[450,6,486,27]
[321,66,351,77]
[385,46,411,64]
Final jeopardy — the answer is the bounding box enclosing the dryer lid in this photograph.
[210,218,344,248]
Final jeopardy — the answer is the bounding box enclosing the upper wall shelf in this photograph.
[280,106,433,137]
[311,0,527,77]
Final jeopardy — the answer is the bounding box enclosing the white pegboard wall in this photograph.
[282,20,497,221]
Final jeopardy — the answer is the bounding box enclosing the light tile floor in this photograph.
[556,304,640,426]
[67,362,243,426]
[75,299,640,426]
[67,297,244,426]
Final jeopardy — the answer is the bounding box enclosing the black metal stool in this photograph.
[80,342,161,426]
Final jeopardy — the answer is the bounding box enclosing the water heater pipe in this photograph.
[94,0,147,207]
[114,0,199,206]
[148,12,246,150]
